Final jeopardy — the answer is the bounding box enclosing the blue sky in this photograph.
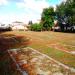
[0,0,65,24]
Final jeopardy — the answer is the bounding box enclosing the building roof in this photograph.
[12,21,23,23]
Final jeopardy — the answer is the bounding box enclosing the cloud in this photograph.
[61,0,66,2]
[16,0,50,23]
[16,0,66,23]
[0,0,8,6]
[17,0,50,13]
[0,0,66,24]
[0,13,25,24]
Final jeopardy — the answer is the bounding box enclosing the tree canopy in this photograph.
[41,7,55,31]
[55,0,75,26]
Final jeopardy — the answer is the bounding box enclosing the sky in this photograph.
[0,0,65,24]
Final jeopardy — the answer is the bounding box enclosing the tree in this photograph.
[55,0,75,31]
[41,7,55,31]
[65,0,75,26]
[55,2,66,31]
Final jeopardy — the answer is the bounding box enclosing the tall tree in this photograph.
[41,7,55,31]
[55,0,75,31]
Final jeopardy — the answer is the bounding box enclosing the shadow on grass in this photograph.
[53,30,75,34]
[0,33,30,52]
[0,33,30,75]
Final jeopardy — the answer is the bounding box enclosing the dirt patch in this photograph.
[48,43,75,55]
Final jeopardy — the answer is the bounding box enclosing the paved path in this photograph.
[8,47,75,75]
[47,44,75,55]
[28,47,75,72]
[8,50,28,75]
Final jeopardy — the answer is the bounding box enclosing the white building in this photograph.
[0,23,10,29]
[12,21,28,31]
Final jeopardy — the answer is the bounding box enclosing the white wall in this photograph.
[12,25,24,30]
[12,22,28,31]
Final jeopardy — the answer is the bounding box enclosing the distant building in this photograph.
[0,23,11,31]
[12,21,28,31]
[0,23,10,29]
[52,20,61,31]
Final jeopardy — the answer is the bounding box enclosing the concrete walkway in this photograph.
[28,47,75,72]
[8,47,75,75]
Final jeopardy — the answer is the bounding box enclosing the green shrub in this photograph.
[30,23,42,31]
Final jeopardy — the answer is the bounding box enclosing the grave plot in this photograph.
[8,47,75,75]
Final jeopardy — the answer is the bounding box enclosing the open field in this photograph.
[1,31,75,67]
[0,31,75,74]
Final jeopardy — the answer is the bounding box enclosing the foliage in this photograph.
[55,0,75,31]
[41,7,55,31]
[30,23,42,31]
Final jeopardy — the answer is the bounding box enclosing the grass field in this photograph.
[1,31,75,68]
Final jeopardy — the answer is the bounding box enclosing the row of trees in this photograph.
[30,0,75,32]
[55,0,75,31]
